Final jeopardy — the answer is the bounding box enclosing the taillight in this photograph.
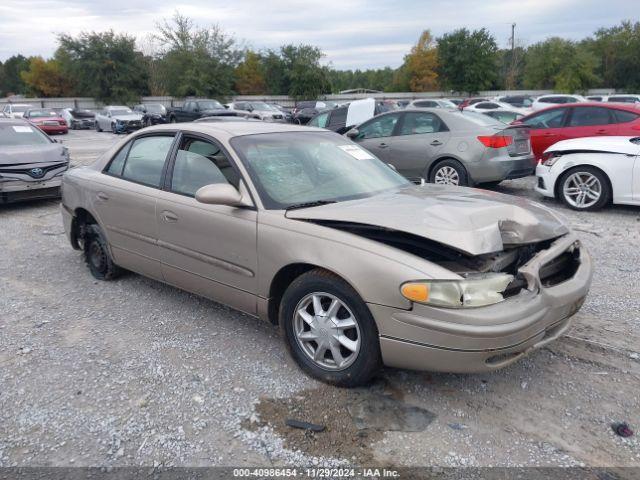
[477,135,513,148]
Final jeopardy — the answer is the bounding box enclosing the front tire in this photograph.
[429,159,470,186]
[95,121,102,132]
[558,166,610,211]
[280,269,381,387]
[83,224,122,280]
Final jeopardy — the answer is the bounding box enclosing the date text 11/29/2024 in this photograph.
[233,468,400,477]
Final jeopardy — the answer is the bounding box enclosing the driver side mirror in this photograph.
[346,128,359,138]
[195,184,251,207]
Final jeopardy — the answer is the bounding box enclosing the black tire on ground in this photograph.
[95,121,102,132]
[279,268,382,387]
[111,123,117,134]
[557,166,611,211]
[83,224,122,280]
[170,116,177,123]
[428,158,470,187]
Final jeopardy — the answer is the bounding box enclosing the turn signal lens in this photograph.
[477,135,513,148]
[401,283,430,303]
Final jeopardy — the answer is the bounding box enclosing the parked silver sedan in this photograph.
[94,106,143,134]
[347,109,535,186]
[0,118,70,203]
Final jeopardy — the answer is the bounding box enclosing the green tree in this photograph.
[1,54,30,95]
[154,12,241,98]
[21,57,74,97]
[56,31,148,103]
[404,30,439,92]
[436,28,498,93]
[279,45,331,100]
[587,21,640,91]
[523,38,599,92]
[234,51,266,94]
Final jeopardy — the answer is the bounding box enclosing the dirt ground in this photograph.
[0,129,639,469]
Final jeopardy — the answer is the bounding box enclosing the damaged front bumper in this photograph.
[371,233,592,373]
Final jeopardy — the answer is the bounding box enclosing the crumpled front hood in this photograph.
[286,185,569,255]
[0,144,65,166]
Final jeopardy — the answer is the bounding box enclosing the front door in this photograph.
[156,134,258,315]
[525,107,570,160]
[91,134,176,280]
[353,113,401,163]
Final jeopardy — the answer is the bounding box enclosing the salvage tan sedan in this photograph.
[61,122,592,386]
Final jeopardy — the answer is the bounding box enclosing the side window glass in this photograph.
[309,112,329,128]
[106,144,130,176]
[613,110,640,123]
[121,136,174,187]
[525,108,567,129]
[171,138,239,197]
[568,107,611,126]
[399,112,444,135]
[357,115,399,139]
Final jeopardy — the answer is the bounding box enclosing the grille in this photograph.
[0,163,67,178]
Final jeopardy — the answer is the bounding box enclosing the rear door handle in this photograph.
[96,192,109,201]
[162,210,178,222]
[595,129,607,134]
[430,140,443,146]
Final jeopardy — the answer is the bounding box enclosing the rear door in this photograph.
[352,113,401,162]
[155,133,258,315]
[563,106,618,140]
[388,111,451,179]
[92,133,176,280]
[523,107,570,159]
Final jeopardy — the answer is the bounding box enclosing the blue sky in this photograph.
[0,0,637,69]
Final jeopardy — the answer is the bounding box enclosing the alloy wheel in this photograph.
[433,165,460,185]
[562,172,601,209]
[293,292,361,371]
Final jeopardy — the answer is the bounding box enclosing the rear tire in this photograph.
[280,269,381,387]
[557,166,610,211]
[429,159,470,187]
[479,180,502,189]
[83,224,122,280]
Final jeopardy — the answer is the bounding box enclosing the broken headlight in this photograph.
[542,151,562,166]
[401,273,514,308]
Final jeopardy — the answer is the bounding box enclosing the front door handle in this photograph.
[595,129,607,134]
[378,142,389,148]
[162,210,178,222]
[430,140,443,146]
[96,192,109,201]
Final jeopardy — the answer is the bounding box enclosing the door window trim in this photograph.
[102,132,179,189]
[357,112,402,139]
[566,106,615,127]
[162,130,258,209]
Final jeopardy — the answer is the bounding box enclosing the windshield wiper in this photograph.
[285,200,337,211]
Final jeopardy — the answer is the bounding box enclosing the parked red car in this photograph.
[515,102,640,160]
[23,109,68,135]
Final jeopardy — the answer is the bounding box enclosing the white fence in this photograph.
[0,89,621,109]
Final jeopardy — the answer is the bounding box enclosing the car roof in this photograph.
[144,121,325,139]
[522,101,640,117]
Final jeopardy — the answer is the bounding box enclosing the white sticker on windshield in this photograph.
[338,144,374,160]
[13,126,33,133]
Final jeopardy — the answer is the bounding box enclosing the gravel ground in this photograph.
[0,129,639,468]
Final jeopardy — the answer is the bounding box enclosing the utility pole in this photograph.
[507,23,516,90]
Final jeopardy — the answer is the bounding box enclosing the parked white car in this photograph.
[465,100,530,116]
[2,103,34,118]
[407,99,457,109]
[535,136,640,210]
[607,94,640,104]
[586,95,609,102]
[531,95,587,111]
